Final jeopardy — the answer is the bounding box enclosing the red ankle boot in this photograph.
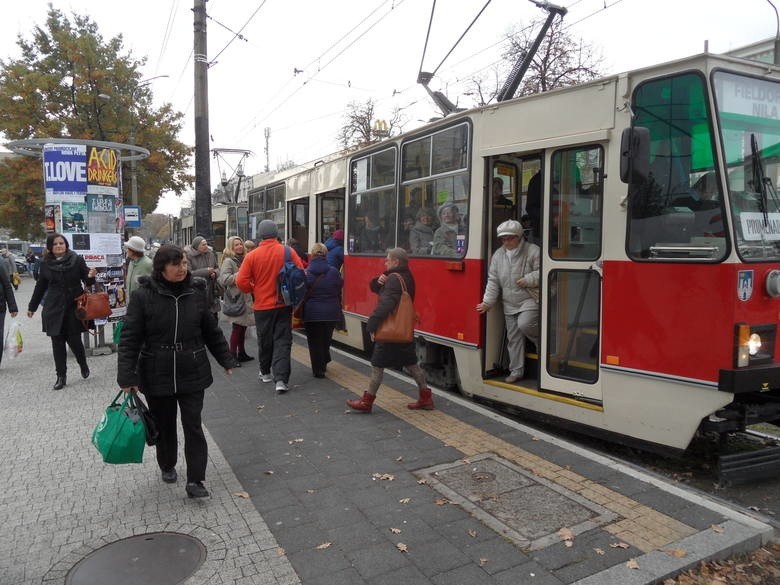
[347,392,376,413]
[407,388,434,410]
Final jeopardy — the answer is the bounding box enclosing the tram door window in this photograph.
[319,194,344,242]
[401,122,470,257]
[549,146,604,260]
[627,73,725,261]
[348,147,396,254]
[288,199,309,253]
[547,270,600,383]
[212,221,226,254]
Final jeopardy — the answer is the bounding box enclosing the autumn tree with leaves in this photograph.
[336,99,405,151]
[0,6,192,239]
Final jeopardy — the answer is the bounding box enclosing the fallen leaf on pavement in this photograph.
[264,470,274,475]
[435,498,450,506]
[315,542,331,550]
[390,527,401,534]
[233,491,250,499]
[276,548,286,557]
[558,527,575,546]
[627,558,640,570]
[417,478,428,485]
[711,524,725,533]
[479,558,489,566]
[610,542,630,549]
[399,497,411,504]
[396,543,408,552]
[663,548,686,558]
[467,529,477,538]
[594,547,605,555]
[372,473,395,481]
[289,438,304,444]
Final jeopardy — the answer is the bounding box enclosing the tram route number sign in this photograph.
[124,206,142,228]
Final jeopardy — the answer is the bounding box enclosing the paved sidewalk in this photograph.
[0,275,774,585]
[0,278,298,585]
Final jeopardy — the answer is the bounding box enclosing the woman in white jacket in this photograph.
[476,220,540,383]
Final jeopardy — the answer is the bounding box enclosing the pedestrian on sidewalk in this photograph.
[0,261,19,367]
[117,244,236,499]
[302,243,343,378]
[27,233,96,390]
[124,235,152,298]
[347,247,434,413]
[1,248,19,290]
[236,219,305,394]
[185,235,220,321]
[218,236,255,364]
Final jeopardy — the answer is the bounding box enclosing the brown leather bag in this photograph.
[74,289,112,323]
[374,273,417,343]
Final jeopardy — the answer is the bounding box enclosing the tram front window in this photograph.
[627,72,727,261]
[714,71,780,261]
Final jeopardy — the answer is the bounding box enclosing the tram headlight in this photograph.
[734,323,776,368]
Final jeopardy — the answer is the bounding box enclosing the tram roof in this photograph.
[248,50,779,191]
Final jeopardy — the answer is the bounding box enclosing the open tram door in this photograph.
[538,144,605,403]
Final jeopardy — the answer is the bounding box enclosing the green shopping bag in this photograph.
[91,391,146,464]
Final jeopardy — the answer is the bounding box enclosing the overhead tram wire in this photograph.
[154,0,179,75]
[209,0,268,67]
[428,0,493,79]
[233,0,408,143]
[235,0,394,141]
[418,0,437,80]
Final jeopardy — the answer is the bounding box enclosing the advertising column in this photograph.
[42,143,127,326]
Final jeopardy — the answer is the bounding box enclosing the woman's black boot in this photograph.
[53,376,66,390]
[237,352,255,362]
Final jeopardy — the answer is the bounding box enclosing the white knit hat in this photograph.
[124,235,146,253]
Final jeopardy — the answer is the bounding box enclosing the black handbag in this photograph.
[131,393,159,446]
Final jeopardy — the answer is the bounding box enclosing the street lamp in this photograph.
[129,75,169,207]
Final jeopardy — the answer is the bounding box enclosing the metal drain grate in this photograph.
[65,532,206,585]
[416,452,617,551]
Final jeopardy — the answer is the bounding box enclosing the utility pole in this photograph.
[194,0,213,241]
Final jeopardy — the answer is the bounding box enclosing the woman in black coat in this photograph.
[28,234,96,390]
[117,245,236,498]
[302,243,343,378]
[346,247,433,413]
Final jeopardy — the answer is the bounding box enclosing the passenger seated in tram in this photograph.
[399,213,416,252]
[409,208,436,255]
[357,210,385,253]
[431,202,465,256]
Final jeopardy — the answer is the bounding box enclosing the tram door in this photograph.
[539,145,604,402]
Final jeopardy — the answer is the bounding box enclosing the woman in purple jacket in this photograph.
[302,243,343,378]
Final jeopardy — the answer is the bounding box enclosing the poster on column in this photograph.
[43,143,126,321]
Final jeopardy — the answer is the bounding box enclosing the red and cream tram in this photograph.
[247,51,780,452]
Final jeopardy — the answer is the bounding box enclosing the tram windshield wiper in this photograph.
[750,133,774,226]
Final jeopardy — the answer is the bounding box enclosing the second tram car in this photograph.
[247,51,780,453]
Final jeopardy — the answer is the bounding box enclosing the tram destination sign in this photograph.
[741,212,780,240]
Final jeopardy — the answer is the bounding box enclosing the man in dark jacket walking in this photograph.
[0,262,19,367]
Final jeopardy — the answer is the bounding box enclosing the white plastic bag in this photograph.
[4,317,22,358]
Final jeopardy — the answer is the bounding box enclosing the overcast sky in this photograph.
[0,0,776,214]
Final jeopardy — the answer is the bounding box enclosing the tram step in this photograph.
[717,446,780,487]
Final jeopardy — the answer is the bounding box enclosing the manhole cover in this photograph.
[416,453,617,551]
[65,532,206,585]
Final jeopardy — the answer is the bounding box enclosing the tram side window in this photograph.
[348,148,397,254]
[627,73,726,261]
[247,184,285,240]
[401,122,470,257]
[549,146,603,260]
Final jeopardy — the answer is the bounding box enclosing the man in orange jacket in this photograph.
[236,220,304,393]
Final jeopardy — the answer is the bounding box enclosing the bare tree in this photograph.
[336,99,406,150]
[502,19,603,97]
